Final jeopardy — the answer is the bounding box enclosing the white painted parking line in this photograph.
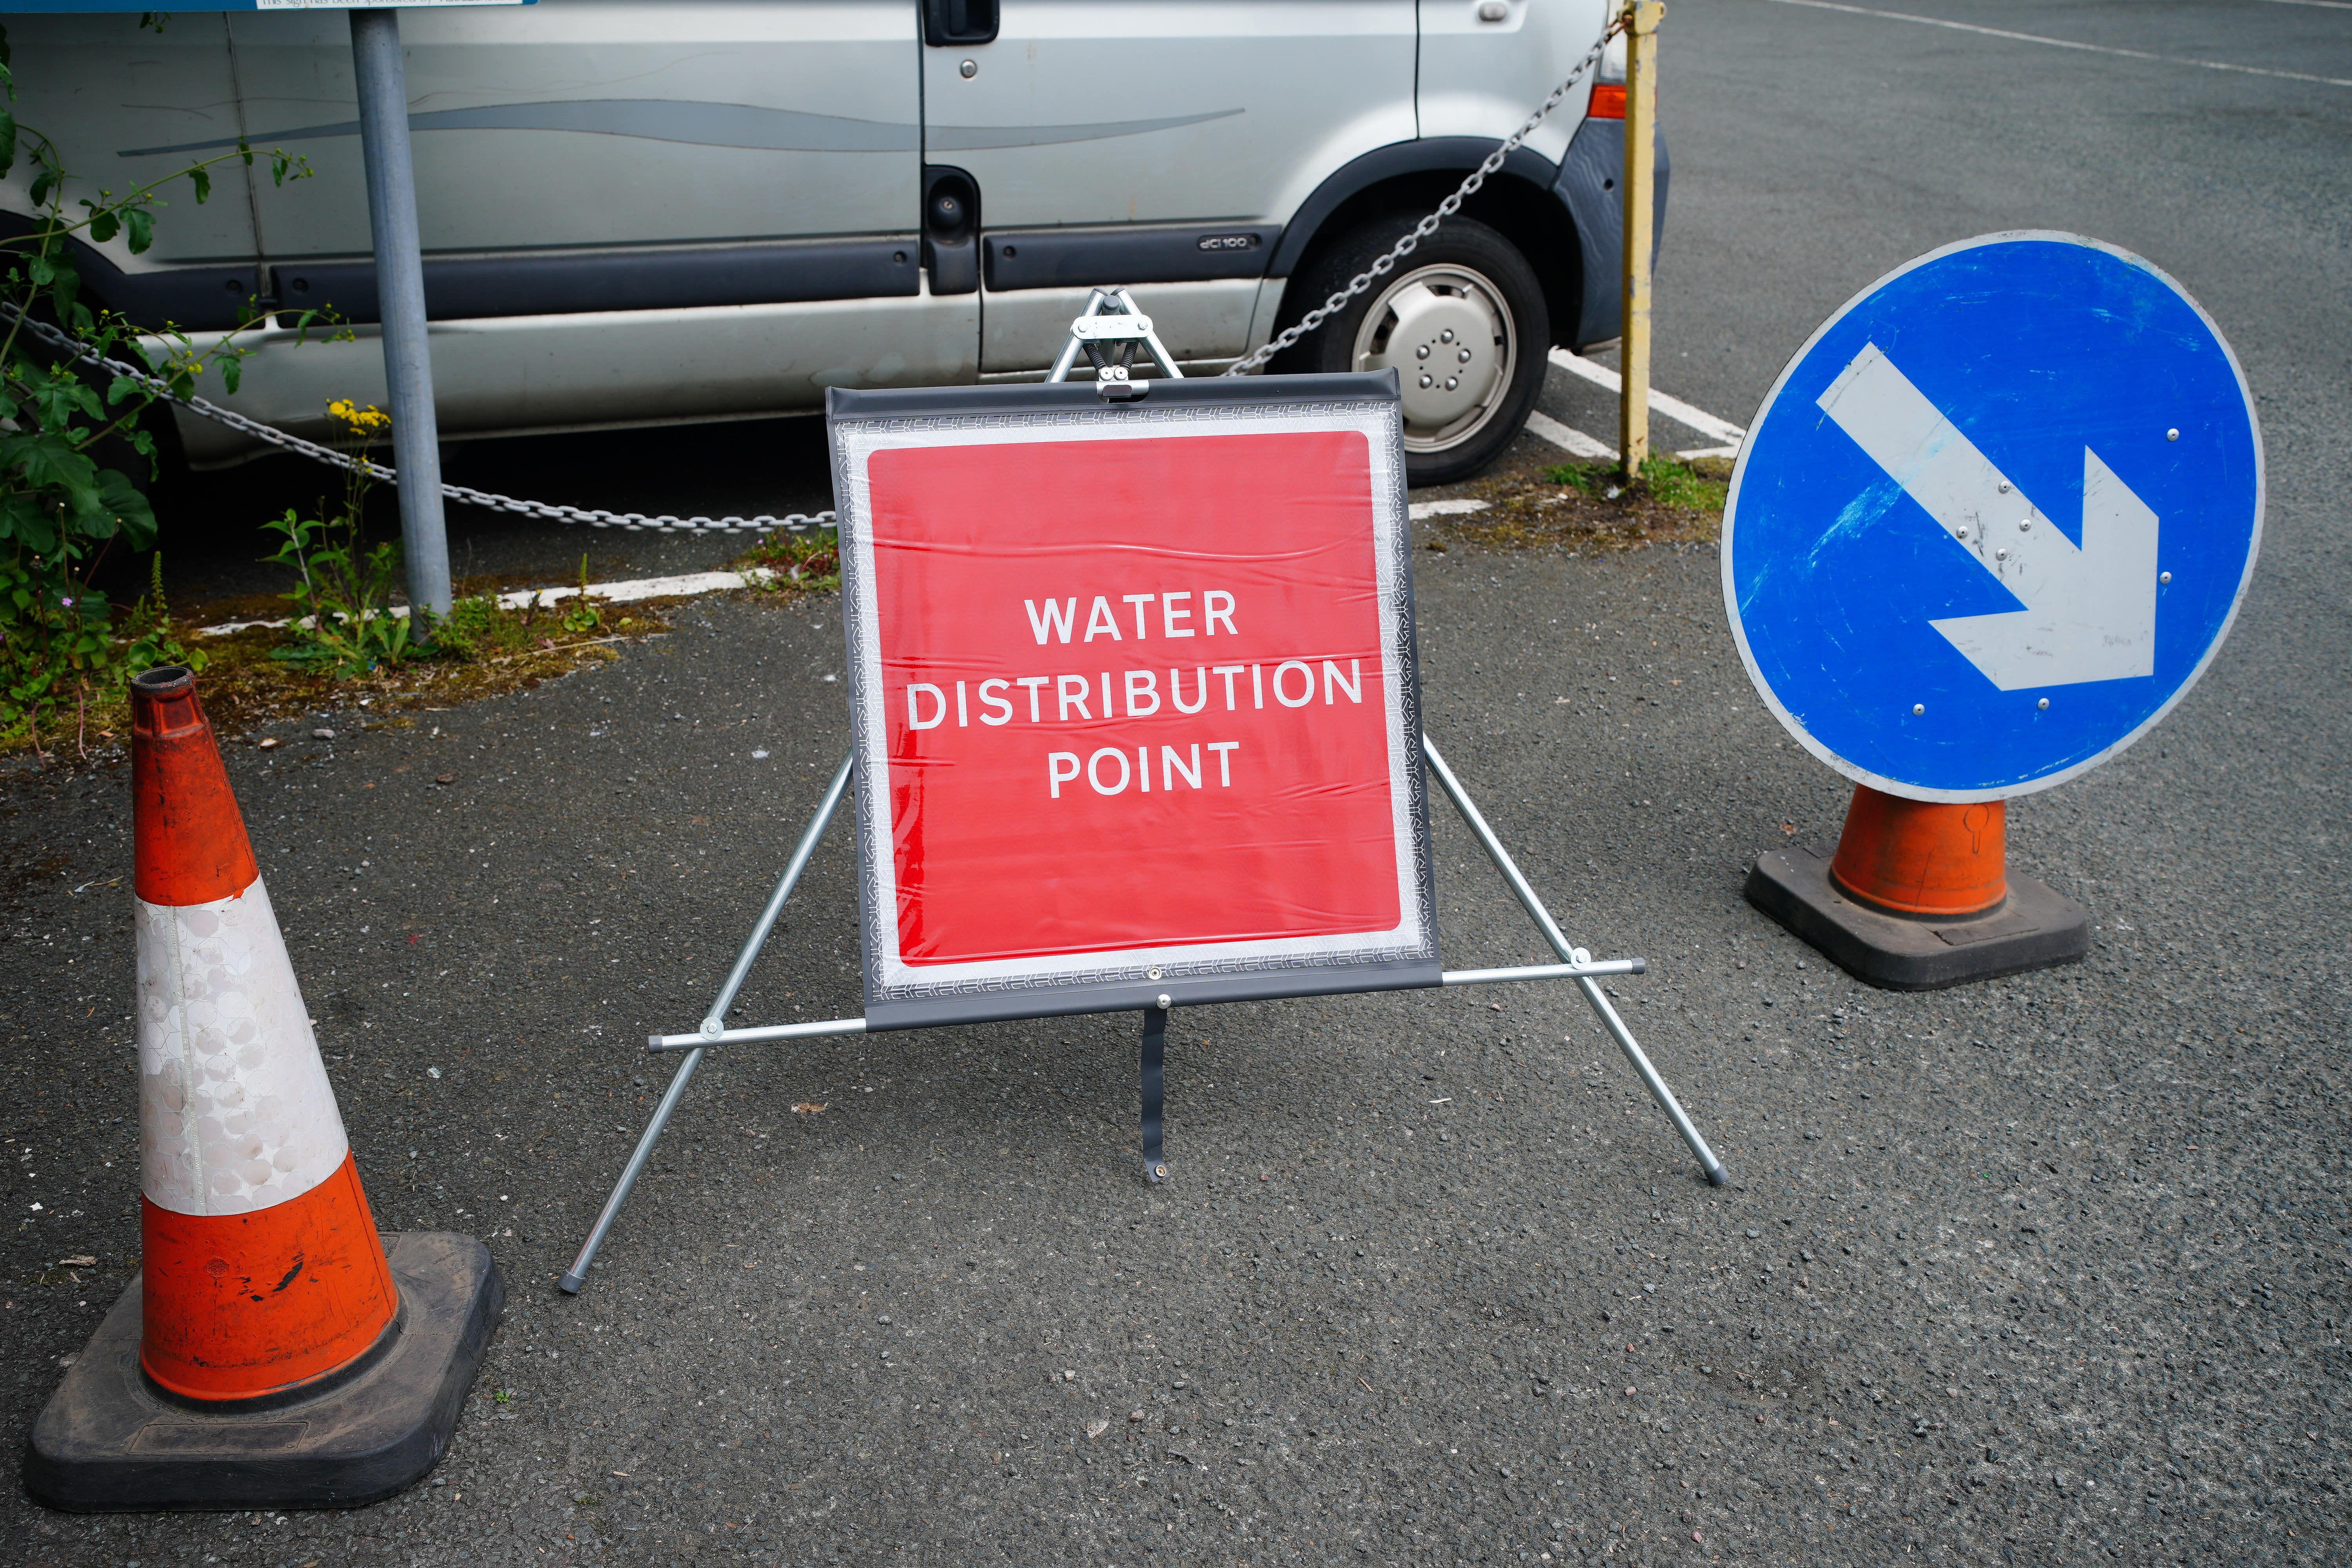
[1769,0,2352,89]
[1523,411,1615,461]
[196,565,797,637]
[1408,499,1494,520]
[1545,348,1749,446]
[539,568,762,606]
[196,613,328,636]
[1677,444,1742,461]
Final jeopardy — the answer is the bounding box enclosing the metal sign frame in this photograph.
[558,371,1727,1295]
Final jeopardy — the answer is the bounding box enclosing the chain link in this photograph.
[9,16,1616,518]
[2,305,835,534]
[1221,14,1624,378]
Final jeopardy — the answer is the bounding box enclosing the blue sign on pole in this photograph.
[1722,231,2262,804]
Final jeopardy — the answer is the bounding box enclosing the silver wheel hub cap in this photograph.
[1354,265,1515,451]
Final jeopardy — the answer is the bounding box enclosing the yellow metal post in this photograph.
[1619,0,1664,478]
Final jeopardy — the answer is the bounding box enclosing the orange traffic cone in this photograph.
[1826,786,2007,917]
[128,665,399,1400]
[27,667,502,1512]
[1746,783,2087,989]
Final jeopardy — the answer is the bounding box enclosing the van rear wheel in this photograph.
[1271,214,1549,486]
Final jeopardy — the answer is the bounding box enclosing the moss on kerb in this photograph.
[172,560,845,747]
[1423,454,1731,555]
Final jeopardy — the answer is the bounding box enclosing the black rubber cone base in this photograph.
[24,1232,503,1513]
[1746,846,2088,991]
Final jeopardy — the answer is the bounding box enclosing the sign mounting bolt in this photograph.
[959,58,978,78]
[1911,703,1925,716]
[1156,993,1172,1011]
[2160,571,2172,584]
[2166,428,2180,441]
[2037,698,2050,710]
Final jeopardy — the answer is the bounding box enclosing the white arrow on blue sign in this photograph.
[1722,231,2263,804]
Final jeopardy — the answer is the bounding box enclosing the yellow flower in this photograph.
[327,399,390,435]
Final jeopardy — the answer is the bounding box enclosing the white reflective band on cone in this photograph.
[135,877,350,1216]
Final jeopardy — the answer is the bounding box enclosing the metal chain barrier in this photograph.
[2,305,835,535]
[1221,12,1625,378]
[6,12,1617,525]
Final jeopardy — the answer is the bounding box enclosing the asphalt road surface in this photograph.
[5,2,2347,1564]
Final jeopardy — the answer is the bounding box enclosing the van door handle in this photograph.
[923,0,998,47]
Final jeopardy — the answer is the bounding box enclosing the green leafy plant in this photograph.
[0,550,198,756]
[1541,454,1727,512]
[436,572,642,665]
[261,506,413,675]
[436,591,529,662]
[0,18,333,750]
[1634,453,1728,512]
[560,553,602,633]
[1543,461,1614,497]
[737,528,840,593]
[261,401,416,674]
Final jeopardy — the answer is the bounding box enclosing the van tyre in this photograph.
[1272,214,1550,486]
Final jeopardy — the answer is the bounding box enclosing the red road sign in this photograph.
[829,376,1438,1028]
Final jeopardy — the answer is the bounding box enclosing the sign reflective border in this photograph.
[828,374,1439,1030]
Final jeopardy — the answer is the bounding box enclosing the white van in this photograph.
[8,0,1662,483]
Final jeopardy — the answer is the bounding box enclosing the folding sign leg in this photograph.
[559,752,857,1293]
[1140,1004,1169,1184]
[1421,735,1730,1188]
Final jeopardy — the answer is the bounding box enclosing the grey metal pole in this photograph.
[650,1013,867,1053]
[1112,288,1185,379]
[695,751,856,1036]
[1045,289,1108,384]
[558,753,857,1293]
[1421,734,1728,1187]
[557,1043,706,1295]
[348,9,452,622]
[1563,942,1726,1187]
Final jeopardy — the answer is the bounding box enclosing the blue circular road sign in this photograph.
[1722,232,2262,803]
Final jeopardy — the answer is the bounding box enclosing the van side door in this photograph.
[920,0,1416,376]
[198,1,972,450]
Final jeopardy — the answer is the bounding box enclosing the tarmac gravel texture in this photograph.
[3,531,2344,1566]
[3,0,2348,1564]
